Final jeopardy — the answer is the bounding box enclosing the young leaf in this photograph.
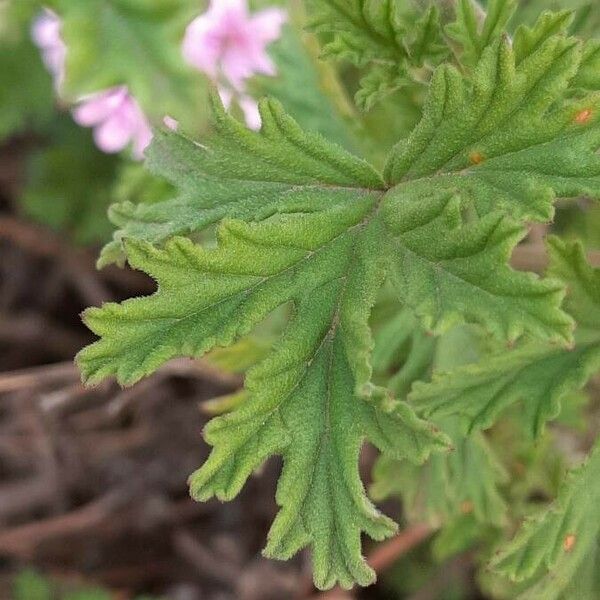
[490,440,600,599]
[410,237,600,436]
[307,0,448,109]
[446,0,516,66]
[385,36,600,222]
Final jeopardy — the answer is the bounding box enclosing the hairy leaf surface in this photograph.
[307,0,448,109]
[411,237,600,435]
[490,440,600,600]
[385,37,600,222]
[76,34,600,588]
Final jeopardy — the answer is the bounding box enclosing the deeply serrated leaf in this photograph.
[410,237,600,435]
[385,36,600,222]
[100,96,382,264]
[381,194,572,342]
[307,0,447,109]
[490,441,600,598]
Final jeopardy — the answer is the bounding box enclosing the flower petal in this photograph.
[73,87,129,127]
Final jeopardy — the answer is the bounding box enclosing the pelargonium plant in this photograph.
[6,0,600,595]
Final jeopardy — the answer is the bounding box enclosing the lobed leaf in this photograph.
[385,36,600,222]
[410,237,600,435]
[77,34,600,587]
[307,0,448,109]
[490,441,600,599]
[100,95,382,266]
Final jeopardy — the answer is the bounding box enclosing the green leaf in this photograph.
[79,45,587,582]
[384,36,600,222]
[382,193,572,341]
[410,237,600,436]
[490,440,600,600]
[47,0,207,130]
[80,208,449,589]
[0,15,54,140]
[99,95,382,265]
[372,420,508,527]
[307,0,448,109]
[21,116,119,245]
[77,113,451,586]
[446,0,516,66]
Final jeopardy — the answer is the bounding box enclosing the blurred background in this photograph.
[1,0,600,599]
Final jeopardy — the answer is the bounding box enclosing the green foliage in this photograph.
[490,440,600,600]
[97,94,382,266]
[411,237,600,436]
[77,26,600,584]
[62,0,600,592]
[45,0,208,130]
[384,36,600,223]
[0,7,54,140]
[447,0,516,66]
[307,0,448,109]
[21,116,120,245]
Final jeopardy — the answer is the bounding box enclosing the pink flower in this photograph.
[72,86,153,160]
[183,0,286,90]
[31,9,67,89]
[183,0,285,129]
[218,87,261,131]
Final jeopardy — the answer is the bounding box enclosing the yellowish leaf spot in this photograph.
[460,500,474,514]
[469,151,484,165]
[574,109,593,125]
[563,534,576,552]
